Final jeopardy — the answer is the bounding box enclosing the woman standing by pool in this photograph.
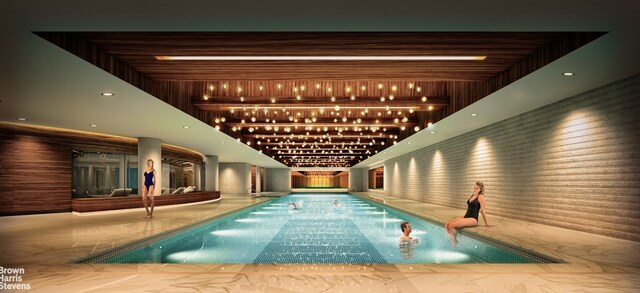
[444,181,494,245]
[142,159,156,219]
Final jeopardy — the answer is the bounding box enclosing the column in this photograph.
[255,166,261,193]
[219,162,251,195]
[138,137,162,196]
[205,155,219,192]
[119,154,126,190]
[194,162,202,191]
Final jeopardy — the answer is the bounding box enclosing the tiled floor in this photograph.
[1,193,639,292]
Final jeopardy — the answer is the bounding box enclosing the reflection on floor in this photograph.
[1,192,639,292]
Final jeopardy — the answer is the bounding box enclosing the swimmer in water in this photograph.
[399,221,418,259]
[399,221,419,245]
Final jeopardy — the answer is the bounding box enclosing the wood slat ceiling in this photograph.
[36,32,605,167]
[82,32,563,81]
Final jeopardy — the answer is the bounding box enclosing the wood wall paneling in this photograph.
[0,123,205,215]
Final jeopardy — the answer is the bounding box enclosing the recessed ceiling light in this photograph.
[430,131,436,134]
[17,117,27,121]
[156,56,487,61]
[101,92,115,96]
[90,124,98,128]
[183,126,190,129]
[471,113,477,117]
[563,72,575,76]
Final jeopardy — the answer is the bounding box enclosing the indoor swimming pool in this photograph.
[89,193,558,264]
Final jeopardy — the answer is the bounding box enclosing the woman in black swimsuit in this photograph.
[142,159,156,219]
[444,181,494,246]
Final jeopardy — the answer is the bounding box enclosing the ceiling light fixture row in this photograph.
[199,81,441,166]
[202,81,435,98]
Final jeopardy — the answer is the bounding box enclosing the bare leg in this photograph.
[444,217,463,232]
[142,186,150,218]
[148,185,155,218]
[447,218,478,246]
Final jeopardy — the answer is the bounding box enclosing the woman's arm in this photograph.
[478,195,495,227]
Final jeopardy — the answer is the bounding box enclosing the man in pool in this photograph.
[399,221,419,244]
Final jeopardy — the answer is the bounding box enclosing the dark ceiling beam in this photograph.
[223,122,417,128]
[242,132,398,138]
[192,96,449,111]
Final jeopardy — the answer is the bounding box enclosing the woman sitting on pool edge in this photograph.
[444,181,494,246]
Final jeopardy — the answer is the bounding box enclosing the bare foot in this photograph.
[145,214,150,219]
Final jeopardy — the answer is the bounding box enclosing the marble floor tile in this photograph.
[1,192,639,292]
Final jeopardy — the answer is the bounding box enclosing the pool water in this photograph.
[96,193,551,264]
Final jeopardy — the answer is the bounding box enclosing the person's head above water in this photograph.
[400,221,412,234]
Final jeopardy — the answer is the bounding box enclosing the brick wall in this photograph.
[383,74,640,241]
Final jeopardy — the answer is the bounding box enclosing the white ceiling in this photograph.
[1,1,639,169]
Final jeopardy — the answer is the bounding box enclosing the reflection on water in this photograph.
[99,193,538,264]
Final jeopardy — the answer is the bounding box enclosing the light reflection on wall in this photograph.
[553,111,601,147]
[391,161,400,196]
[466,137,498,190]
[429,149,452,204]
[409,156,417,181]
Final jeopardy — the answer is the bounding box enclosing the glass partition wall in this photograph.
[72,150,202,198]
[72,151,128,198]
[161,158,201,194]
